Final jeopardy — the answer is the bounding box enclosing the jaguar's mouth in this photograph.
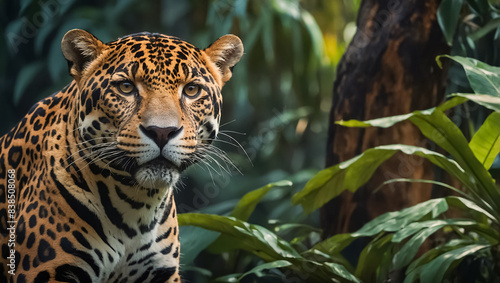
[131,156,184,189]
[144,156,180,171]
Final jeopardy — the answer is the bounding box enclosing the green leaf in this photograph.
[404,239,476,283]
[207,181,292,254]
[292,145,470,214]
[237,260,292,281]
[437,55,500,96]
[352,198,449,237]
[274,223,322,247]
[391,219,476,243]
[417,244,490,283]
[337,113,413,128]
[299,103,500,219]
[292,147,393,213]
[437,0,464,45]
[302,248,355,273]
[179,213,360,282]
[392,219,478,269]
[445,196,496,222]
[178,226,220,265]
[451,93,500,112]
[355,234,394,281]
[374,178,468,198]
[178,213,302,262]
[300,9,324,63]
[214,273,242,282]
[408,109,500,221]
[231,180,292,221]
[336,96,467,128]
[274,223,322,235]
[309,233,353,256]
[323,262,361,283]
[469,112,500,169]
[466,0,489,16]
[469,17,500,41]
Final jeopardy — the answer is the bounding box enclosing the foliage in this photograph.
[289,56,500,281]
[179,180,360,282]
[437,0,500,68]
[179,48,500,280]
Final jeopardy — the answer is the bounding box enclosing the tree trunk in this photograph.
[322,0,449,237]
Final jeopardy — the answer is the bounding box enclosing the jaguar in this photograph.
[0,29,243,282]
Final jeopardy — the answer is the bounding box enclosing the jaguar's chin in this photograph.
[133,157,181,189]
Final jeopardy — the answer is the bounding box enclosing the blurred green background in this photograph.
[0,0,359,281]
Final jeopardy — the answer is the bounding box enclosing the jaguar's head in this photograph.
[61,29,243,189]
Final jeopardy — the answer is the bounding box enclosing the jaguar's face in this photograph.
[61,30,243,189]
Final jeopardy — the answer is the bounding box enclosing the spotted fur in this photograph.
[0,29,243,282]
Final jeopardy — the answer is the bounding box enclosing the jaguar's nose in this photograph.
[140,125,183,149]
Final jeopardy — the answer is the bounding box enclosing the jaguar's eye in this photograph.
[183,83,201,98]
[118,81,136,95]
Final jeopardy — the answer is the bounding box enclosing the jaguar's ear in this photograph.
[61,29,105,82]
[204,34,243,85]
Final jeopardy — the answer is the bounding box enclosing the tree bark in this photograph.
[322,0,449,237]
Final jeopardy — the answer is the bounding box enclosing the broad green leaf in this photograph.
[451,93,500,112]
[292,145,471,214]
[346,100,500,219]
[231,180,292,221]
[392,219,477,243]
[301,9,324,63]
[374,178,469,198]
[178,226,220,265]
[437,55,500,96]
[404,239,476,283]
[207,180,292,254]
[337,96,467,128]
[445,196,496,222]
[466,0,489,16]
[274,223,322,235]
[179,213,359,282]
[178,213,302,262]
[408,109,500,220]
[292,148,392,213]
[302,248,354,274]
[392,219,477,269]
[418,244,490,283]
[355,234,394,281]
[237,260,292,281]
[352,198,449,237]
[338,101,500,220]
[469,112,500,169]
[437,0,464,45]
[274,223,322,247]
[323,262,361,283]
[309,233,354,256]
